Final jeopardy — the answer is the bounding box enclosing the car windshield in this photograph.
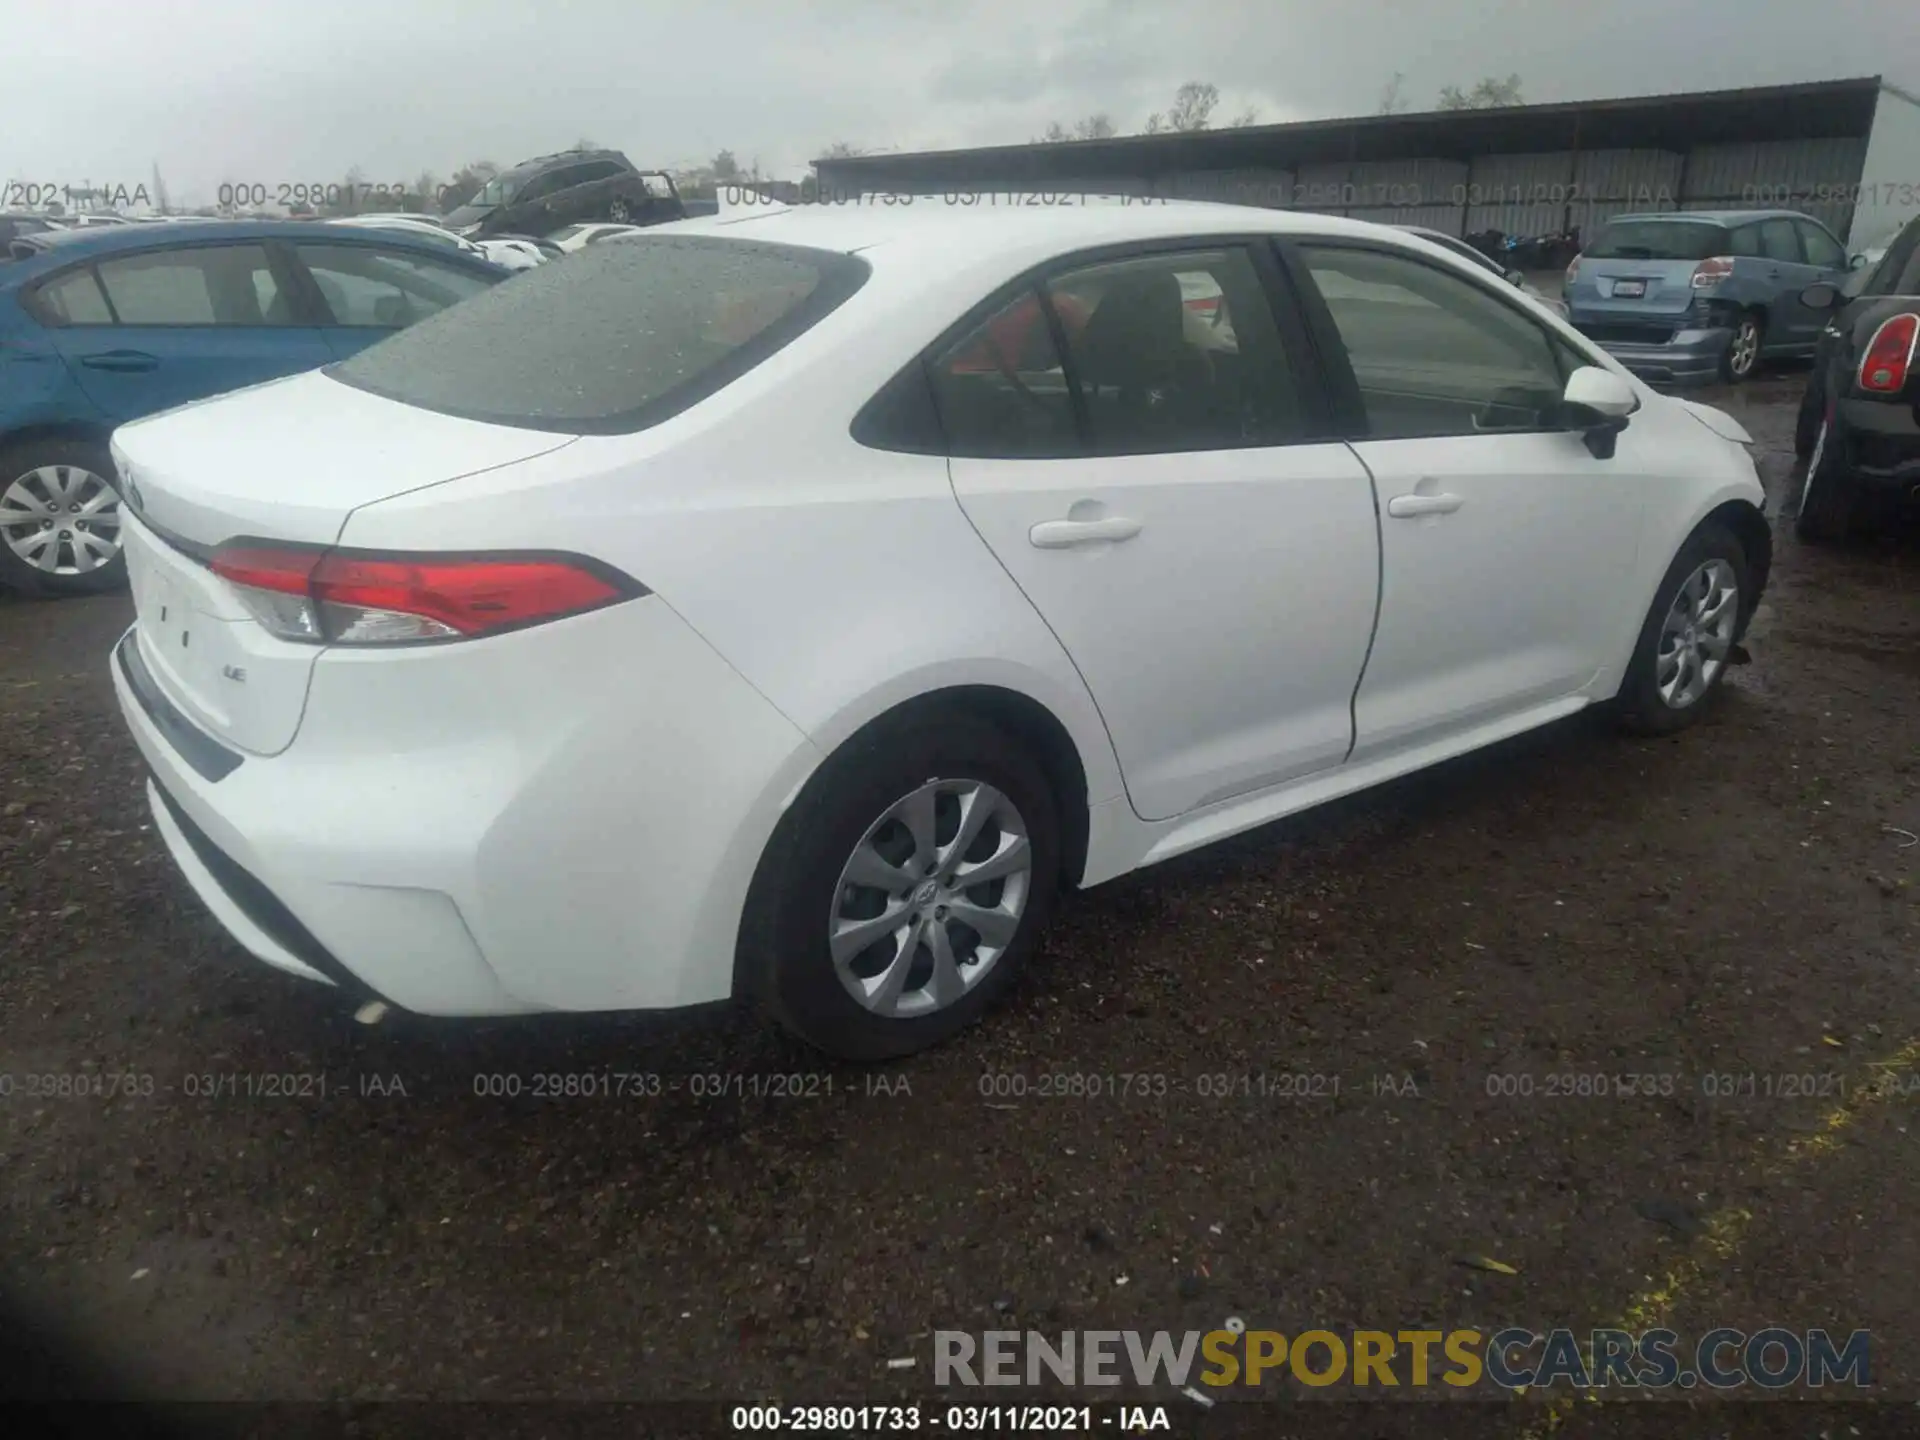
[1585,220,1730,261]
[471,175,521,206]
[328,234,869,432]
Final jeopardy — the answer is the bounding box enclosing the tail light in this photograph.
[1857,313,1919,395]
[1690,256,1734,289]
[209,542,647,645]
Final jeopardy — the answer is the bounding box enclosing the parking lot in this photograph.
[1,370,1916,1426]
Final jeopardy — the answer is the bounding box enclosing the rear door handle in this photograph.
[1387,493,1464,519]
[1029,516,1144,548]
[80,351,159,373]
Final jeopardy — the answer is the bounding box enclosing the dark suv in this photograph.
[441,150,684,239]
[1791,211,1920,542]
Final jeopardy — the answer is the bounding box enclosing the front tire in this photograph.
[0,439,126,597]
[1794,414,1859,544]
[1719,311,1765,383]
[1793,374,1823,457]
[1615,522,1748,736]
[741,712,1061,1061]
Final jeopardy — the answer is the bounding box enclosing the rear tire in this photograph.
[1718,311,1765,383]
[1615,522,1748,737]
[740,711,1061,1061]
[0,439,127,597]
[1794,415,1859,544]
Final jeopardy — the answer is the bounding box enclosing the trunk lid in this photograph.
[1568,257,1704,319]
[114,369,576,755]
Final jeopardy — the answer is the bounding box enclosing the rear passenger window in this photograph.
[1759,219,1802,264]
[928,290,1078,458]
[94,245,286,326]
[1046,246,1306,454]
[1727,226,1762,258]
[32,268,115,325]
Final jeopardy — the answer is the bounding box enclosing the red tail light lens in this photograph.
[1690,256,1735,289]
[1857,312,1919,395]
[209,543,646,645]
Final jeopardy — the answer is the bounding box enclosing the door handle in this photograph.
[1387,492,1464,519]
[1029,516,1144,548]
[80,351,159,373]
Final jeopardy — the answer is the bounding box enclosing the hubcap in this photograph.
[828,778,1032,1019]
[1656,558,1740,710]
[1729,321,1759,377]
[0,466,122,576]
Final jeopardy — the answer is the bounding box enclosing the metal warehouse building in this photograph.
[814,76,1920,250]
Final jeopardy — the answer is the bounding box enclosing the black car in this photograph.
[440,150,684,239]
[1792,213,1920,541]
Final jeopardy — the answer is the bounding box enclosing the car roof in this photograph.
[501,149,627,177]
[1,219,504,287]
[649,196,1428,259]
[1600,209,1818,227]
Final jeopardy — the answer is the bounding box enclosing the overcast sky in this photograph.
[5,0,1916,205]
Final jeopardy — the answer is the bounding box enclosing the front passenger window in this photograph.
[1298,245,1570,440]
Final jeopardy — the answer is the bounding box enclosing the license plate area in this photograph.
[1611,279,1648,298]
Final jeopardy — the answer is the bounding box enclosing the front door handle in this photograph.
[1029,516,1144,548]
[80,350,159,373]
[1387,492,1464,519]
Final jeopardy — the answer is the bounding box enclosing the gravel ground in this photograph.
[2,372,1917,1433]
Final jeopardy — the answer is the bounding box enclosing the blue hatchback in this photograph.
[0,221,506,595]
[1564,209,1852,386]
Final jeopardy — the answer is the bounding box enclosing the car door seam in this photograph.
[1339,440,1387,766]
[942,456,1133,814]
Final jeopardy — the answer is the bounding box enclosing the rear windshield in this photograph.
[1585,220,1731,262]
[328,235,870,433]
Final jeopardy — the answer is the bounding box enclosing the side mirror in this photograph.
[1800,281,1842,311]
[1849,254,1868,271]
[1562,366,1637,459]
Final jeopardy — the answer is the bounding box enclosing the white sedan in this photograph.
[549,222,644,252]
[107,201,1769,1059]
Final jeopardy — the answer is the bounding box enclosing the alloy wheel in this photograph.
[828,778,1032,1019]
[609,198,633,222]
[1728,319,1760,378]
[1656,558,1740,710]
[0,466,122,576]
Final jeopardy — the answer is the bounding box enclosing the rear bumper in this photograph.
[1569,318,1733,385]
[110,596,822,1018]
[1835,399,1920,493]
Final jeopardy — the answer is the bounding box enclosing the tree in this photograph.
[438,160,500,212]
[1228,105,1259,128]
[1166,81,1219,132]
[1438,74,1523,110]
[573,136,601,151]
[820,140,866,160]
[1074,114,1116,140]
[711,149,741,183]
[1142,112,1166,135]
[1040,121,1072,144]
[1378,72,1407,114]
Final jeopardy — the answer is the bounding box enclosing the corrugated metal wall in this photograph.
[822,120,1882,243]
[1156,168,1293,206]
